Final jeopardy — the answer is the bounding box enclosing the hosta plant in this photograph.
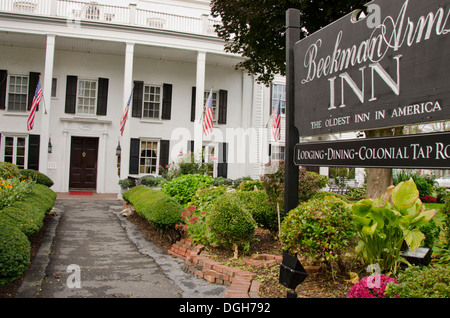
[352,178,436,274]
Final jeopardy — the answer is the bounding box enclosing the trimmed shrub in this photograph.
[123,185,183,230]
[0,223,31,286]
[19,169,54,187]
[232,190,278,232]
[207,193,257,256]
[0,184,56,238]
[385,265,450,298]
[280,196,355,270]
[161,174,213,205]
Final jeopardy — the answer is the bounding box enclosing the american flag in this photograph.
[120,89,133,136]
[272,99,281,142]
[27,79,43,131]
[202,89,214,136]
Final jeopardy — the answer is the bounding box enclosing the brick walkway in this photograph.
[168,238,282,298]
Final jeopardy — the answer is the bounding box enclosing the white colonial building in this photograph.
[0,0,365,195]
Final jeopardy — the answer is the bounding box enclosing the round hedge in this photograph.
[207,193,256,247]
[0,223,31,286]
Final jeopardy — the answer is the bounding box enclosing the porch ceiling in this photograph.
[0,31,242,68]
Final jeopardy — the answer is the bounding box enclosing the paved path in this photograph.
[17,198,226,298]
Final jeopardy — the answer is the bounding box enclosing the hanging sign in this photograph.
[294,132,450,169]
[294,0,450,137]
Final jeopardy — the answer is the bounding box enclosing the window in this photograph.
[8,75,28,111]
[271,84,286,115]
[85,4,100,20]
[51,78,57,98]
[271,145,285,161]
[139,140,159,174]
[77,79,97,115]
[4,136,26,169]
[143,85,161,119]
[204,91,218,122]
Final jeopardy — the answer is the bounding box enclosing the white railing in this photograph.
[0,0,220,36]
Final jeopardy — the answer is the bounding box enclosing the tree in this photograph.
[211,0,401,199]
[211,0,367,85]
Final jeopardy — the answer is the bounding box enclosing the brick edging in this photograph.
[168,238,282,298]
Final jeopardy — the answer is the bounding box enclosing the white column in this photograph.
[120,42,135,180]
[194,51,206,158]
[39,34,55,175]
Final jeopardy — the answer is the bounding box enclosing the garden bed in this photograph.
[127,212,353,298]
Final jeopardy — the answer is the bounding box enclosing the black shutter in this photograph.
[191,86,196,122]
[65,75,77,114]
[96,77,109,116]
[187,140,194,153]
[129,138,140,175]
[28,72,40,112]
[159,140,170,175]
[268,144,272,157]
[28,134,40,171]
[161,83,172,120]
[218,90,228,124]
[217,142,228,178]
[132,81,143,118]
[0,70,6,110]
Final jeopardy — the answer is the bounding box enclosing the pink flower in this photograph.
[189,216,199,224]
[348,275,397,298]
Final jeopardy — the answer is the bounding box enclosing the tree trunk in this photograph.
[365,127,403,199]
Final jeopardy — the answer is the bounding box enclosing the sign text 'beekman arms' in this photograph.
[294,0,450,136]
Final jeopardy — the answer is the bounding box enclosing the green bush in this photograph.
[311,191,349,202]
[161,174,213,205]
[19,169,54,187]
[123,186,183,230]
[207,193,257,257]
[280,196,355,271]
[0,178,34,209]
[237,180,264,191]
[188,185,230,213]
[232,190,278,232]
[0,223,31,286]
[213,177,233,186]
[393,170,435,198]
[385,265,450,298]
[0,162,20,180]
[0,184,56,238]
[345,186,367,200]
[261,161,329,218]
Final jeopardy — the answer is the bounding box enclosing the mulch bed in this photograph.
[127,212,354,298]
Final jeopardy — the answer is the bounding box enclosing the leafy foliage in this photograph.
[385,265,450,298]
[210,0,367,84]
[0,223,30,286]
[161,174,213,206]
[352,179,436,274]
[0,162,20,180]
[280,196,355,271]
[207,192,257,255]
[19,169,54,187]
[261,161,328,215]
